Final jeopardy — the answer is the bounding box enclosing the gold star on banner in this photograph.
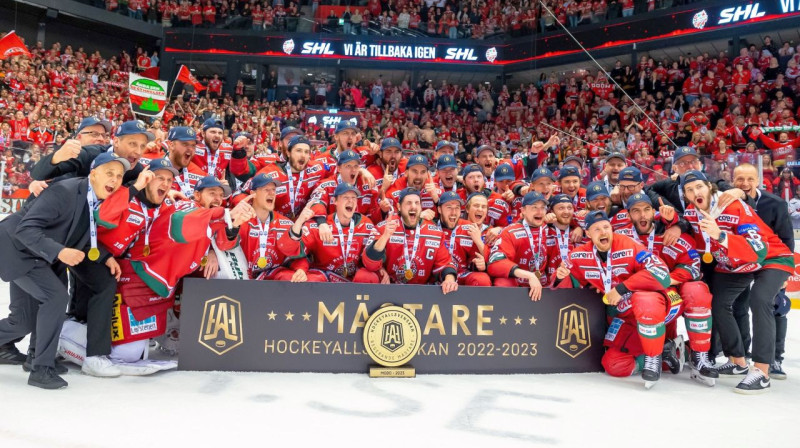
[285,311,294,321]
[529,316,537,325]
[499,316,508,325]
[302,312,311,321]
[514,316,522,325]
[268,311,276,321]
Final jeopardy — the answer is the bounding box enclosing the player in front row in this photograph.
[436,191,490,286]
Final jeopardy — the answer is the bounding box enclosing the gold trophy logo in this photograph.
[199,296,244,355]
[363,305,421,378]
[556,304,591,358]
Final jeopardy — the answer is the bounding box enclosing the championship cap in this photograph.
[495,163,515,181]
[625,192,652,209]
[167,126,197,142]
[116,120,155,142]
[438,190,463,206]
[584,210,610,230]
[380,137,402,151]
[559,165,581,180]
[398,187,421,204]
[77,117,112,133]
[618,166,643,183]
[202,118,224,131]
[521,191,547,206]
[335,120,359,134]
[147,158,179,177]
[195,175,232,197]
[586,181,610,201]
[680,170,709,188]
[333,182,361,198]
[249,173,281,191]
[549,194,573,207]
[672,146,698,164]
[91,152,131,172]
[406,154,429,169]
[287,135,311,150]
[337,150,361,166]
[280,126,301,140]
[437,154,458,170]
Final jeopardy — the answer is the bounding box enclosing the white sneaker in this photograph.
[81,355,122,378]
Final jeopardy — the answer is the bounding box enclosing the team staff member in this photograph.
[626,193,718,386]
[0,153,131,389]
[681,170,793,394]
[436,191,490,286]
[731,163,794,379]
[280,183,380,283]
[236,174,301,281]
[555,211,672,389]
[364,188,459,293]
[487,192,550,300]
[595,152,627,191]
[581,181,636,237]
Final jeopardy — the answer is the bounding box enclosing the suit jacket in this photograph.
[0,178,109,281]
[749,189,795,251]
[31,144,143,186]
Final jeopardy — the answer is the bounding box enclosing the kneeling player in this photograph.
[556,211,672,389]
[627,193,718,386]
[279,183,380,283]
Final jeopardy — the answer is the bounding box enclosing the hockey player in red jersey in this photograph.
[279,183,380,283]
[386,154,441,216]
[556,166,587,211]
[487,192,550,300]
[433,154,459,193]
[308,150,381,224]
[436,191,490,286]
[458,164,510,236]
[368,137,407,196]
[166,127,205,198]
[681,170,793,394]
[626,192,718,386]
[555,210,672,389]
[581,181,637,237]
[543,194,583,284]
[192,118,231,180]
[364,188,459,293]
[236,173,303,281]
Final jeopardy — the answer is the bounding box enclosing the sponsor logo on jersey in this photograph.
[612,267,628,276]
[736,223,759,234]
[512,230,527,239]
[425,239,440,248]
[422,200,434,209]
[389,236,404,244]
[126,214,144,226]
[717,214,739,224]
[460,238,473,247]
[322,238,338,246]
[675,238,693,251]
[612,249,633,260]
[661,247,678,260]
[572,251,592,259]
[488,210,501,219]
[585,271,601,280]
[362,197,372,205]
[276,186,287,194]
[635,250,652,263]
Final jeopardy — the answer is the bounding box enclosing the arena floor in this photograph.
[0,281,798,447]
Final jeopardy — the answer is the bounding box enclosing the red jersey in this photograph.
[171,163,207,197]
[192,142,232,179]
[97,188,173,258]
[255,162,329,217]
[236,212,295,278]
[386,176,440,212]
[632,228,701,284]
[439,219,484,279]
[543,224,582,286]
[27,127,54,146]
[308,175,381,223]
[487,221,551,285]
[364,218,457,284]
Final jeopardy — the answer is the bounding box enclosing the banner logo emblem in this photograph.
[364,305,421,367]
[199,296,244,355]
[556,304,590,358]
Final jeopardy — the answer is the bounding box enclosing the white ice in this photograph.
[0,280,798,448]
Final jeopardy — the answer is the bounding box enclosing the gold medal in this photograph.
[404,269,414,280]
[143,245,151,257]
[201,256,209,267]
[534,271,542,280]
[88,247,100,261]
[702,252,713,264]
[257,257,268,269]
[343,267,349,278]
[602,294,610,305]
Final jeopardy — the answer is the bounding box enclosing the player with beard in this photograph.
[626,193,718,386]
[386,154,441,218]
[230,126,301,175]
[732,163,794,379]
[316,120,379,165]
[543,195,584,284]
[458,164,510,244]
[308,150,381,224]
[487,192,550,300]
[436,191,490,286]
[580,181,636,237]
[474,136,559,188]
[555,211,672,389]
[192,118,231,180]
[681,170,793,393]
[236,173,303,281]
[166,127,205,198]
[364,188,458,293]
[368,137,406,196]
[594,152,627,190]
[280,183,380,283]
[433,154,459,193]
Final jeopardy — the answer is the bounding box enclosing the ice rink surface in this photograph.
[0,280,798,448]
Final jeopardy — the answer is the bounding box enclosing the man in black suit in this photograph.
[0,153,130,389]
[731,163,794,379]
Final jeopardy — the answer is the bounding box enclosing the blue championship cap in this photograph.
[584,210,610,229]
[672,146,698,164]
[333,182,361,198]
[495,163,515,182]
[249,173,281,191]
[337,150,361,166]
[680,170,709,188]
[438,190,463,206]
[202,118,224,131]
[147,158,179,177]
[280,126,301,140]
[618,166,643,183]
[586,181,610,201]
[335,120,359,134]
[116,120,155,142]
[461,163,484,178]
[167,126,197,142]
[549,194,573,207]
[435,140,456,153]
[195,175,232,197]
[474,144,495,157]
[91,152,131,172]
[398,187,421,204]
[381,137,402,151]
[77,117,112,133]
[437,154,458,170]
[625,192,652,209]
[559,165,581,180]
[288,135,311,150]
[531,166,555,182]
[521,191,547,206]
[407,154,429,169]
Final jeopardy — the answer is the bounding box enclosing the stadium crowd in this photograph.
[0,28,798,396]
[90,0,688,37]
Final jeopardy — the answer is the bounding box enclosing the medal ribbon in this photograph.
[257,214,271,267]
[554,226,570,262]
[402,222,421,273]
[334,214,355,268]
[286,163,305,216]
[87,185,99,255]
[594,249,613,294]
[523,221,545,272]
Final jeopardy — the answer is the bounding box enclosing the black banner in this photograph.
[179,280,606,374]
